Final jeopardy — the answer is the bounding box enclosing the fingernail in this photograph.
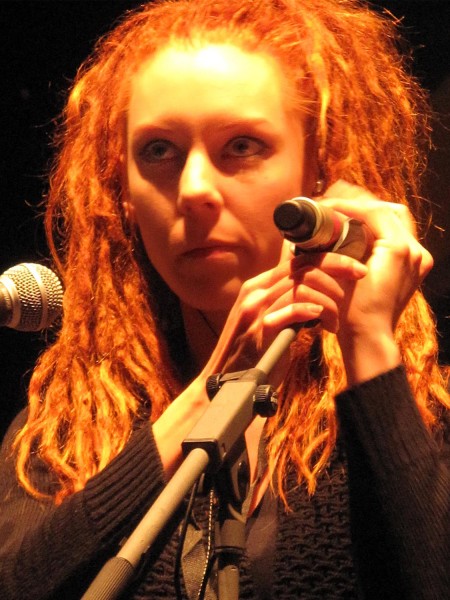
[352,262,368,277]
[308,304,324,314]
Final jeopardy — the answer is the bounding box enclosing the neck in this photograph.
[181,304,228,370]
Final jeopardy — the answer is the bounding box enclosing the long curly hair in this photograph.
[14,0,449,504]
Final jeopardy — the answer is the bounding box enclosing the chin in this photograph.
[177,279,242,313]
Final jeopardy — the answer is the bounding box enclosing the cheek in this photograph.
[127,164,173,232]
[138,222,177,290]
[127,188,174,270]
[134,203,171,256]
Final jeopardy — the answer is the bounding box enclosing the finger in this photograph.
[321,179,368,201]
[320,179,417,236]
[234,268,343,341]
[262,273,344,329]
[249,256,365,319]
[240,249,367,297]
[263,301,338,333]
[321,197,416,238]
[279,238,295,262]
[319,184,434,277]
[237,253,367,333]
[290,252,368,280]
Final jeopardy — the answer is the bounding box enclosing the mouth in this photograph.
[180,240,240,261]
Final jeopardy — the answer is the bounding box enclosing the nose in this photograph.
[177,149,223,214]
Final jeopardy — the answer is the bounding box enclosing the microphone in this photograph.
[273,196,373,262]
[0,263,63,331]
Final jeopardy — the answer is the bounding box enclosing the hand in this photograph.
[202,240,367,379]
[153,229,367,475]
[320,180,433,384]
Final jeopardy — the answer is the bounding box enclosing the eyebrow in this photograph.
[130,116,276,140]
[212,117,274,130]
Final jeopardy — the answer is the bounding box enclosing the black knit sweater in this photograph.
[0,366,448,599]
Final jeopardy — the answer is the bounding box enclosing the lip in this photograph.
[180,240,240,259]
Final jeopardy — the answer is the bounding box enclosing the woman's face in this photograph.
[126,43,311,312]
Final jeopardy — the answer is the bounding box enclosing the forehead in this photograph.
[133,41,284,85]
[127,43,294,124]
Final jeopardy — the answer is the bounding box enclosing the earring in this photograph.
[312,178,326,196]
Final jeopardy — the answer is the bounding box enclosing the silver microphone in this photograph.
[0,263,63,331]
[273,197,373,262]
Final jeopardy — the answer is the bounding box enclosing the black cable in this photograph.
[174,479,200,600]
[196,488,216,600]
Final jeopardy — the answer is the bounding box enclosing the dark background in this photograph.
[1,1,449,440]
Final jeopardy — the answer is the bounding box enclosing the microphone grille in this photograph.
[0,263,63,331]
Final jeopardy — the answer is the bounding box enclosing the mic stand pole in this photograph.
[211,432,250,600]
[82,325,300,600]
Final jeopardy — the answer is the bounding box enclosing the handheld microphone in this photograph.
[0,263,63,331]
[273,196,372,262]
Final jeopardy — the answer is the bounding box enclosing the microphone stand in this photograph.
[81,325,300,600]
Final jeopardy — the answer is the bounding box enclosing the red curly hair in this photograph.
[13,0,449,504]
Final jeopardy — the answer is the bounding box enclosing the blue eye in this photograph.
[223,136,265,158]
[139,139,177,163]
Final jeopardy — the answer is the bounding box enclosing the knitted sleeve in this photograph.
[0,410,166,600]
[335,365,450,600]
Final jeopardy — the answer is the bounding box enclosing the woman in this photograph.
[0,0,448,598]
